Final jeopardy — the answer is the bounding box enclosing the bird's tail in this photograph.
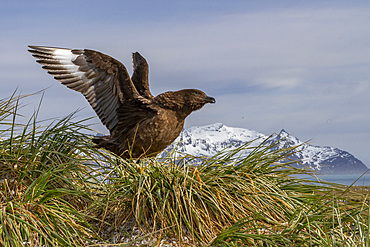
[92,136,117,151]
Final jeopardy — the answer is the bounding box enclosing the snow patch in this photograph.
[162,123,367,174]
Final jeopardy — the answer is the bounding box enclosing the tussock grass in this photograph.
[96,143,304,242]
[0,92,369,246]
[0,92,97,246]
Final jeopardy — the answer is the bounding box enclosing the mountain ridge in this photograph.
[162,123,367,174]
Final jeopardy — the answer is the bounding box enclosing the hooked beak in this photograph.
[204,96,216,104]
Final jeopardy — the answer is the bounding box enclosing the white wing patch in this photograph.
[49,48,86,80]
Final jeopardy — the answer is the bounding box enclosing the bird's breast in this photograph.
[127,109,184,157]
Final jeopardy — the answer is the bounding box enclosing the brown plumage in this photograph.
[28,46,215,158]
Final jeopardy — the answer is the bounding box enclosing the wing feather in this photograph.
[131,52,153,99]
[28,45,142,132]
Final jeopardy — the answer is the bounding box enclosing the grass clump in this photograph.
[96,142,306,243]
[0,92,369,246]
[0,93,97,246]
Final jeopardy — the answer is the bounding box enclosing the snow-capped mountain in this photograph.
[163,123,367,175]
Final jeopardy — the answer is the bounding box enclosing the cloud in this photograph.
[4,5,370,93]
[103,6,370,93]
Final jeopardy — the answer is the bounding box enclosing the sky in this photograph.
[1,0,370,166]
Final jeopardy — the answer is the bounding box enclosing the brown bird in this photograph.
[28,46,215,158]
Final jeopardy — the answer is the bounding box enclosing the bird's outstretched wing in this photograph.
[131,52,153,99]
[28,46,146,132]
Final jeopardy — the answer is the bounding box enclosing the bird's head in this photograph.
[179,89,216,110]
[155,89,215,118]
